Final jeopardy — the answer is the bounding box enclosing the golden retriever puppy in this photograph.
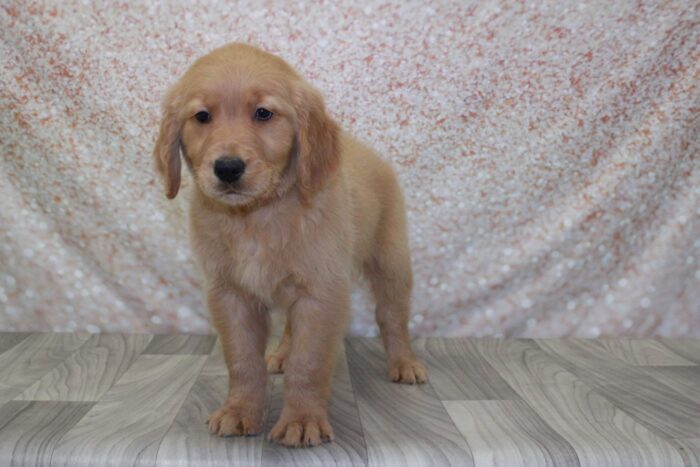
[153,43,426,447]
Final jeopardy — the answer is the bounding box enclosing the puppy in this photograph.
[153,43,426,447]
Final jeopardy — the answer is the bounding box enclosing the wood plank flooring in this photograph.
[0,332,698,466]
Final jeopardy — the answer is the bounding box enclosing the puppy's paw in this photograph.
[207,403,263,437]
[267,410,334,448]
[265,352,286,374]
[388,358,428,384]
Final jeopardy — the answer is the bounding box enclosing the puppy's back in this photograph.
[341,134,407,264]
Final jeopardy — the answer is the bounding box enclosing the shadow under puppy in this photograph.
[153,43,426,448]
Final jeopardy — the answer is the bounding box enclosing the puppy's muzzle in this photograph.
[214,157,246,184]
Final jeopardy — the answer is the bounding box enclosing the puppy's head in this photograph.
[153,43,340,207]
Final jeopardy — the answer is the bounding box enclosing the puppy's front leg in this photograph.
[268,293,348,447]
[207,285,268,437]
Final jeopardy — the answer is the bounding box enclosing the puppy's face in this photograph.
[153,44,340,208]
[177,65,298,206]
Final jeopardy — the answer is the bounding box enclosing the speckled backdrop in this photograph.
[1,1,699,337]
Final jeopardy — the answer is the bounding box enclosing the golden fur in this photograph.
[153,43,426,448]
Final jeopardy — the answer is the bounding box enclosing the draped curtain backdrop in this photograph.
[1,1,698,337]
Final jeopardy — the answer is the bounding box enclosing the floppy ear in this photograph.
[152,86,182,199]
[293,81,340,201]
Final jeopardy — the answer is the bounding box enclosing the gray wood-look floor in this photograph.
[0,332,699,466]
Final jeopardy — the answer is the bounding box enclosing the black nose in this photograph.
[214,157,246,183]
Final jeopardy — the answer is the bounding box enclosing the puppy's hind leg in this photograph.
[366,258,427,384]
[365,221,427,384]
[266,316,291,374]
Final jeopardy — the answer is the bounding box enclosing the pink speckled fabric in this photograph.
[1,1,698,337]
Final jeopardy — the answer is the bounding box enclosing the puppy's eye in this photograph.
[194,111,211,123]
[254,107,273,121]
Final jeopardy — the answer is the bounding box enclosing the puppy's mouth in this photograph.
[218,186,253,198]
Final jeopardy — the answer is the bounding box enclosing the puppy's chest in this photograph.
[221,225,292,300]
